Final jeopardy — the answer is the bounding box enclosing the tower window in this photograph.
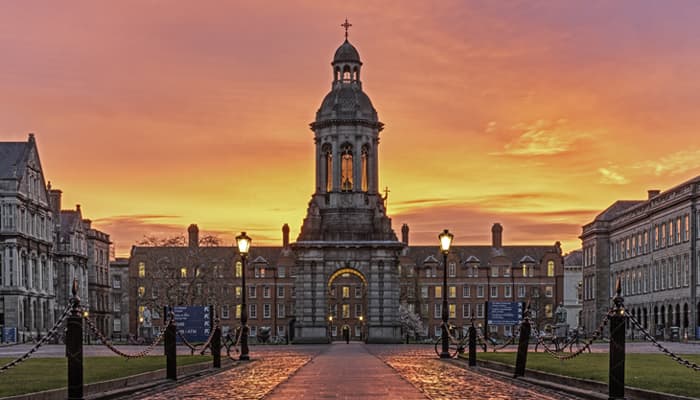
[361,145,369,192]
[341,144,353,191]
[323,144,333,192]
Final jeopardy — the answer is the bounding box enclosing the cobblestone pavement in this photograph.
[368,345,583,400]
[132,346,325,400]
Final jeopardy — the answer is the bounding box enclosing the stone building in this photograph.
[85,219,111,338]
[109,257,129,340]
[48,190,89,318]
[581,177,700,339]
[125,33,565,343]
[0,134,55,341]
[563,250,583,329]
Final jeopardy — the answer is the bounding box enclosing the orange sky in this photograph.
[2,1,700,257]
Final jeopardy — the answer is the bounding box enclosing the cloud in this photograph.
[634,149,700,177]
[491,119,587,157]
[598,167,629,185]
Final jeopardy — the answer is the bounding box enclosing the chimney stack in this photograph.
[48,186,62,216]
[648,190,660,200]
[401,223,409,245]
[282,223,290,247]
[188,224,199,247]
[492,223,503,248]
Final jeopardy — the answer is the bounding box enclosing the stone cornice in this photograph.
[310,119,384,132]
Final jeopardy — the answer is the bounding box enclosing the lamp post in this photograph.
[236,231,251,361]
[359,315,364,341]
[83,310,90,345]
[480,264,491,344]
[438,229,453,359]
[328,315,333,340]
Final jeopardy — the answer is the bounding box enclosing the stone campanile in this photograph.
[292,23,403,343]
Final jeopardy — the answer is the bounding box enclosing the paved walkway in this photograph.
[266,343,427,399]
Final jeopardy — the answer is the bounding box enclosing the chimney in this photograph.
[188,224,199,247]
[648,190,660,200]
[282,223,290,247]
[76,204,81,213]
[48,186,62,216]
[401,223,409,245]
[491,223,503,248]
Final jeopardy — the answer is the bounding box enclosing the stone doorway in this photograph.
[327,268,367,342]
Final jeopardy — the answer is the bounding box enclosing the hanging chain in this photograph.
[175,322,218,356]
[533,309,610,361]
[84,313,173,359]
[625,311,700,372]
[0,304,72,374]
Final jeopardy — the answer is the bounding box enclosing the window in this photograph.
[490,286,497,298]
[113,297,121,312]
[676,217,682,243]
[434,303,442,318]
[235,304,241,319]
[221,305,230,319]
[476,303,484,318]
[503,266,511,277]
[331,325,338,337]
[340,144,353,191]
[654,225,659,249]
[421,287,428,298]
[661,223,666,247]
[342,286,350,298]
[448,262,456,277]
[477,285,484,298]
[249,285,256,298]
[434,325,442,337]
[491,266,498,277]
[113,277,121,289]
[361,145,369,191]
[355,286,362,298]
[505,286,512,298]
[138,262,145,278]
[355,303,362,317]
[547,261,554,277]
[138,286,145,297]
[263,304,271,319]
[407,266,414,277]
[323,144,332,192]
[521,264,528,277]
[277,286,284,298]
[263,286,271,298]
[342,304,350,318]
[277,303,285,318]
[462,304,471,318]
[545,286,553,297]
[235,286,241,298]
[462,285,471,298]
[152,286,159,298]
[448,286,456,298]
[113,319,121,332]
[250,326,257,337]
[235,262,242,278]
[180,267,187,278]
[434,286,442,298]
[449,304,456,318]
[545,304,553,318]
[249,304,257,319]
[278,266,285,278]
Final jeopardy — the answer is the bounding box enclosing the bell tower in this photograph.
[292,22,403,343]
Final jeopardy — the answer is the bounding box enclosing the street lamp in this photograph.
[438,229,453,359]
[479,263,492,344]
[236,231,251,361]
[83,310,90,344]
[359,315,364,341]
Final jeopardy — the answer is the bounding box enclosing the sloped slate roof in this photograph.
[595,200,644,221]
[0,142,28,180]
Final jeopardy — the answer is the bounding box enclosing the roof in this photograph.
[316,84,378,123]
[333,40,361,63]
[564,250,583,266]
[594,200,644,221]
[401,245,560,268]
[0,142,28,180]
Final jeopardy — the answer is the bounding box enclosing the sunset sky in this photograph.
[2,1,700,257]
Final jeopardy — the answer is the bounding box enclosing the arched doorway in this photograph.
[327,268,368,342]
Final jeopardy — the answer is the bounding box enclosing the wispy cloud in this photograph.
[598,167,629,185]
[490,119,584,156]
[634,149,700,177]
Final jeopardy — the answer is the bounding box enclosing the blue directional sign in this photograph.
[173,306,211,343]
[488,301,523,325]
[2,327,17,343]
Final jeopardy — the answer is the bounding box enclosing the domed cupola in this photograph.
[313,19,382,127]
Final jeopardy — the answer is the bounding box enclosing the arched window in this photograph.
[341,144,353,191]
[322,144,332,192]
[342,66,351,81]
[547,261,554,277]
[335,68,340,81]
[361,145,369,192]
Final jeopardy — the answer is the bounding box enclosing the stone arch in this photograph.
[328,267,367,288]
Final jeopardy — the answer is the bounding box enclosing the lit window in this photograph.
[449,286,456,298]
[235,304,241,318]
[545,304,553,318]
[449,304,456,318]
[235,261,242,278]
[545,286,553,297]
[434,286,442,298]
[547,261,555,277]
[180,268,187,278]
[138,286,145,297]
[342,286,350,298]
[138,262,145,278]
[342,304,350,318]
[235,286,241,298]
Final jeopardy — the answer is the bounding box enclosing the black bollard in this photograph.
[212,321,221,368]
[165,314,177,380]
[66,279,84,400]
[514,317,531,377]
[468,325,477,367]
[609,279,625,400]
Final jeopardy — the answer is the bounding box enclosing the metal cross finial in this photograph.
[341,18,352,39]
